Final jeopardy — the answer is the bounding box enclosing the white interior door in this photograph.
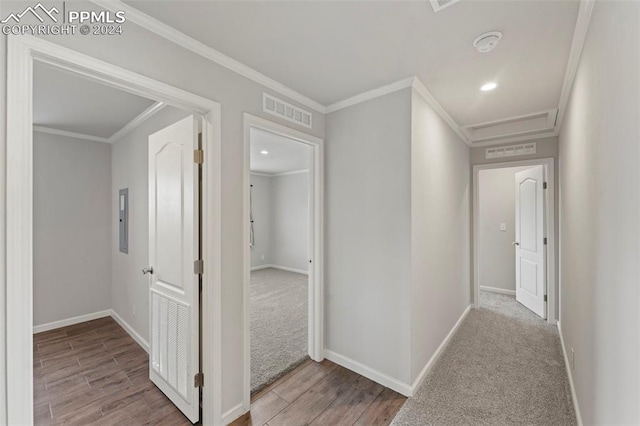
[515,165,546,318]
[148,115,200,423]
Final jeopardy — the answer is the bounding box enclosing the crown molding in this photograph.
[32,125,109,143]
[410,77,471,146]
[90,0,326,114]
[34,102,165,145]
[467,131,558,148]
[272,168,309,177]
[249,171,271,177]
[554,0,595,134]
[324,77,414,114]
[324,75,472,146]
[89,0,594,146]
[250,168,309,177]
[461,108,557,145]
[107,101,165,143]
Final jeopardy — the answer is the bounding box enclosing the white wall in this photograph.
[250,174,273,268]
[0,1,326,417]
[326,88,413,384]
[409,88,470,381]
[478,166,532,292]
[110,106,190,345]
[558,1,640,424]
[271,172,309,272]
[250,172,309,272]
[33,132,112,326]
[325,87,471,390]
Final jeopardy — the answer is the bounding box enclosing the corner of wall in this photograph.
[408,85,471,383]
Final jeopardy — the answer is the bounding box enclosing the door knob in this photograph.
[142,267,154,275]
[512,242,520,246]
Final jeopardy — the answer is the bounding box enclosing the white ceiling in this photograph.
[33,62,155,139]
[126,0,579,126]
[250,128,309,175]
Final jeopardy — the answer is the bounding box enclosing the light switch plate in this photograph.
[499,222,507,231]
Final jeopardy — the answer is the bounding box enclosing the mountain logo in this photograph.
[1,3,59,24]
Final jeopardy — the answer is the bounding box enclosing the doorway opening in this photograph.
[242,114,324,409]
[32,61,205,424]
[473,158,556,324]
[6,35,222,425]
[249,128,311,393]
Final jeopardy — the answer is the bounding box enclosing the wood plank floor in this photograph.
[33,316,192,425]
[231,359,406,426]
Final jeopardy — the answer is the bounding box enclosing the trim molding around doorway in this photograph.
[472,158,557,325]
[242,113,325,414]
[4,35,223,425]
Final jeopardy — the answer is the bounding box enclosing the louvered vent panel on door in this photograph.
[151,290,191,402]
[263,93,312,128]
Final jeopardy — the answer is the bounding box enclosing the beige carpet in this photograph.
[250,267,308,393]
[392,291,576,426]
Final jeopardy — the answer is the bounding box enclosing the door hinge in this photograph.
[543,237,548,245]
[544,295,548,302]
[194,259,203,275]
[543,182,548,189]
[194,372,204,388]
[194,149,204,164]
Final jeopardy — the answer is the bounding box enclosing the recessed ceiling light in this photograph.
[481,82,498,91]
[260,150,269,155]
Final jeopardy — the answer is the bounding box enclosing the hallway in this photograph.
[392,291,575,425]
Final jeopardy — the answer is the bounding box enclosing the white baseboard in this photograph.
[410,304,472,394]
[110,309,150,353]
[222,403,246,425]
[480,285,516,296]
[557,322,583,426]
[250,264,271,272]
[324,349,412,396]
[271,264,308,275]
[33,310,111,334]
[33,309,149,355]
[250,264,309,275]
[324,304,473,398]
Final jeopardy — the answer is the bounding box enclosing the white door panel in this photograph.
[148,115,200,423]
[515,166,546,318]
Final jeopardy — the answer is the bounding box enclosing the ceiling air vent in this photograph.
[485,143,537,159]
[430,0,461,13]
[263,93,312,129]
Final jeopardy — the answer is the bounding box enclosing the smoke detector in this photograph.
[474,31,502,53]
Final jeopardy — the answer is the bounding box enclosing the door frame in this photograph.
[472,158,556,325]
[4,35,223,425]
[242,113,324,410]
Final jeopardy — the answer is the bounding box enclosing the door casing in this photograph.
[472,158,556,325]
[4,35,223,425]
